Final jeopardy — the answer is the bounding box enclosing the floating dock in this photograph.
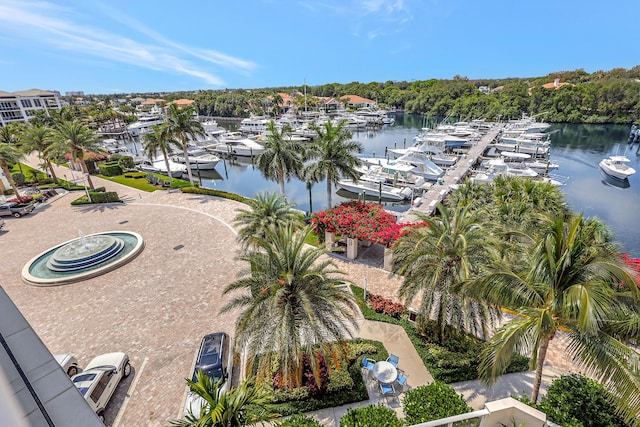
[399,123,504,222]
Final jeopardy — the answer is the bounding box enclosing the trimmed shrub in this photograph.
[92,186,106,193]
[537,374,628,427]
[339,403,403,427]
[12,173,25,185]
[368,293,406,318]
[89,191,120,203]
[98,162,122,177]
[277,413,323,427]
[180,186,252,204]
[117,155,135,170]
[402,382,472,425]
[124,171,147,179]
[326,367,354,393]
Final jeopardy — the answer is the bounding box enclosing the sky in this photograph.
[1,0,638,95]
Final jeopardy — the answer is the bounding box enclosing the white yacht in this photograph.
[500,152,559,173]
[390,145,458,167]
[238,115,271,134]
[599,156,636,180]
[171,148,221,170]
[211,132,265,157]
[390,151,445,181]
[138,159,186,178]
[337,175,414,201]
[127,115,165,137]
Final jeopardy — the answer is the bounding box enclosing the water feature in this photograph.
[22,231,144,286]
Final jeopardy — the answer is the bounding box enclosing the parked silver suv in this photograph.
[0,202,35,218]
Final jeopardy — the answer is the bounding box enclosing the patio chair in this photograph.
[396,373,409,388]
[362,356,376,372]
[386,353,399,368]
[379,382,395,396]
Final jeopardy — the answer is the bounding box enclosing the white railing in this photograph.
[408,409,488,427]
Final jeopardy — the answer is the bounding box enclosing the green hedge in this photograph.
[180,186,252,204]
[402,382,472,425]
[98,162,122,177]
[71,191,121,205]
[276,414,323,427]
[340,403,403,427]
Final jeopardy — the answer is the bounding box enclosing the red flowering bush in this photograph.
[7,195,33,203]
[368,293,406,319]
[311,201,427,247]
[621,252,640,286]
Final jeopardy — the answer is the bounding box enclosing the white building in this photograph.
[0,89,62,127]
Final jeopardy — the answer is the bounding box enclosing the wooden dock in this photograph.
[399,123,504,222]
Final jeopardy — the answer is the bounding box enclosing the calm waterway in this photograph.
[158,115,640,256]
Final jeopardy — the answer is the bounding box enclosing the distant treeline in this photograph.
[110,67,640,124]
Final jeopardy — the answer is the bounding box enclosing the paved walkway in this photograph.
[2,156,574,426]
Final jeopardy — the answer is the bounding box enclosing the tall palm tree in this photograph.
[305,120,362,208]
[165,103,205,186]
[469,213,640,422]
[51,119,101,190]
[233,192,304,248]
[0,141,24,198]
[221,224,359,388]
[142,123,179,187]
[392,204,498,343]
[256,120,304,196]
[170,372,277,427]
[19,122,59,184]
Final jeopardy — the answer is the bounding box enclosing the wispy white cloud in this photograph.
[0,0,257,87]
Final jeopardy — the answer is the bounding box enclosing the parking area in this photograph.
[0,189,245,426]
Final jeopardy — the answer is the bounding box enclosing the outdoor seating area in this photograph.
[362,352,409,399]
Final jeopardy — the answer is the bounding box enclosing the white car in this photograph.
[184,332,232,418]
[71,352,131,422]
[54,353,80,377]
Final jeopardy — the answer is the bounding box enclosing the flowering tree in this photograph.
[311,201,425,247]
[621,253,640,285]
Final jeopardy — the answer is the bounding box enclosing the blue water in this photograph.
[130,116,640,256]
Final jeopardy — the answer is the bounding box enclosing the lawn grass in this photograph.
[96,172,191,192]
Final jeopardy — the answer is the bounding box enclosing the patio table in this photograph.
[372,360,398,384]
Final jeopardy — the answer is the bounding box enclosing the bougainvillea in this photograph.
[621,252,640,285]
[311,201,426,247]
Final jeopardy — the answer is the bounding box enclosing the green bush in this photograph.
[93,186,106,193]
[124,171,147,179]
[402,382,472,425]
[326,367,354,393]
[117,156,135,170]
[98,162,122,177]
[12,173,25,185]
[536,374,629,427]
[89,191,120,203]
[339,403,403,427]
[277,413,323,427]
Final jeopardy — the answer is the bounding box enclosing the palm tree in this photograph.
[19,122,59,184]
[170,372,277,427]
[233,192,304,248]
[392,204,498,343]
[142,123,178,187]
[221,224,359,388]
[305,120,362,208]
[0,123,25,175]
[469,213,640,422]
[256,120,304,195]
[0,141,24,198]
[51,119,101,190]
[165,103,205,186]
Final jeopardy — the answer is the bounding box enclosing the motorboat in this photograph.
[389,145,458,167]
[599,155,636,180]
[238,115,271,134]
[390,151,445,181]
[337,175,414,201]
[210,132,265,157]
[171,149,221,170]
[138,159,186,178]
[483,158,539,178]
[500,152,559,173]
[356,163,427,188]
[127,115,165,137]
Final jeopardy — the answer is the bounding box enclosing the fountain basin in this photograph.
[22,231,144,286]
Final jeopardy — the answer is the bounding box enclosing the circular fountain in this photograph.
[22,231,144,286]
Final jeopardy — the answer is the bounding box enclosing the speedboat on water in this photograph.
[211,132,265,157]
[171,147,221,170]
[138,159,186,178]
[599,155,636,180]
